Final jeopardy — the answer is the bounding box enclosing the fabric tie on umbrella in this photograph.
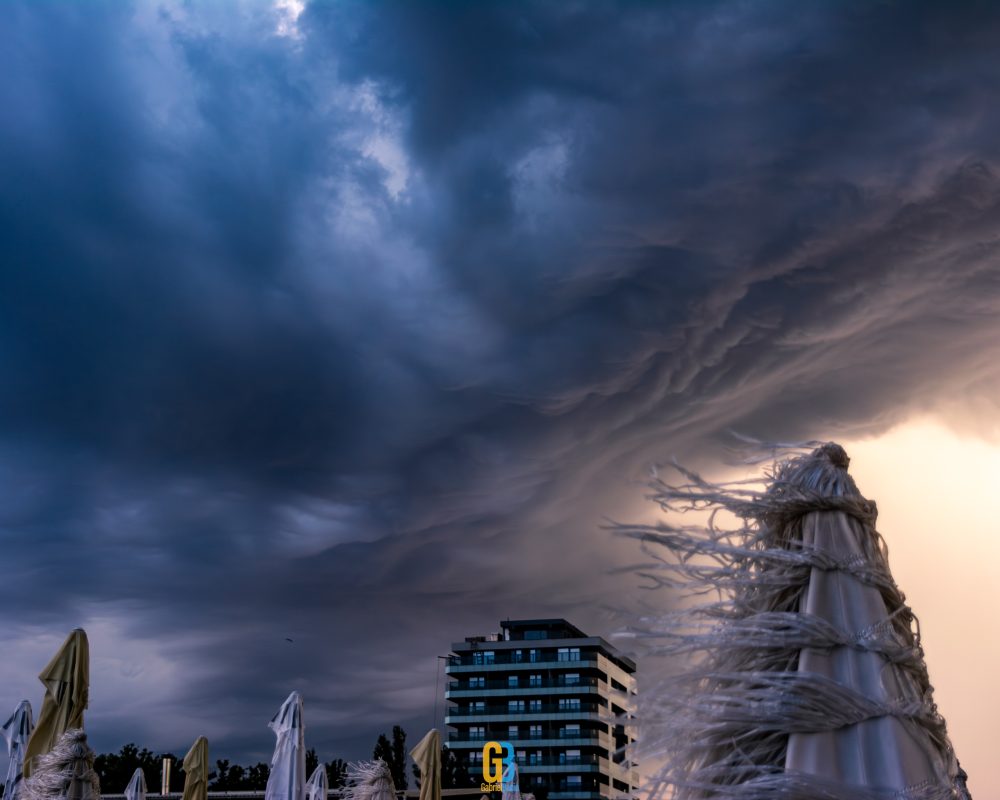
[616,442,970,800]
[408,729,441,800]
[125,768,147,800]
[20,729,100,800]
[264,691,306,800]
[2,700,34,800]
[23,630,89,779]
[181,737,209,800]
[305,765,328,800]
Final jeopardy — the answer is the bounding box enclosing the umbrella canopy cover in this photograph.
[408,730,440,800]
[617,442,968,800]
[181,737,209,800]
[305,766,327,800]
[265,691,306,800]
[2,700,35,800]
[20,729,100,800]
[125,768,147,800]
[23,630,89,779]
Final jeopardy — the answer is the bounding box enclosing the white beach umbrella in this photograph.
[20,729,100,800]
[620,442,970,800]
[264,691,306,800]
[23,630,89,779]
[125,768,147,800]
[1,700,34,800]
[305,765,328,800]
[500,761,520,800]
[341,760,396,800]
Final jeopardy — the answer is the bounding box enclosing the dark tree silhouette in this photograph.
[93,744,160,795]
[325,758,348,789]
[305,748,318,778]
[372,726,407,790]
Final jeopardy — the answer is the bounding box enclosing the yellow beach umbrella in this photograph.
[408,730,440,800]
[22,630,89,779]
[181,737,209,800]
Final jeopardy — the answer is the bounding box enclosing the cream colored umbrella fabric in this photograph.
[20,729,100,800]
[408,730,440,800]
[23,630,89,779]
[304,765,327,800]
[2,700,34,800]
[264,692,306,800]
[618,442,969,800]
[181,737,209,800]
[124,768,147,800]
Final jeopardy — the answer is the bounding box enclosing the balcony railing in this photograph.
[446,654,597,667]
[447,703,601,716]
[448,731,608,744]
[447,676,600,691]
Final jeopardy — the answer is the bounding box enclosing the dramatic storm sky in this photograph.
[3,0,1000,787]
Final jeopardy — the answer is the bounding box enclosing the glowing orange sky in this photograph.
[843,420,999,798]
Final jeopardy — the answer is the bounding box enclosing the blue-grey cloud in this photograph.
[2,0,1000,774]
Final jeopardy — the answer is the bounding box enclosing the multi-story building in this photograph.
[444,619,638,800]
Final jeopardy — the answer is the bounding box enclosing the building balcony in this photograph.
[447,732,612,749]
[446,702,608,717]
[447,676,600,692]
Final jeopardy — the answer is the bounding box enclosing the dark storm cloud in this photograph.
[3,0,1000,769]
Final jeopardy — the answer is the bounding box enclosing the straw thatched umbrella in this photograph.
[305,765,328,800]
[124,768,147,800]
[617,442,970,800]
[341,760,396,800]
[264,692,306,800]
[2,700,34,800]
[409,730,440,800]
[23,630,89,779]
[20,729,100,800]
[181,737,209,800]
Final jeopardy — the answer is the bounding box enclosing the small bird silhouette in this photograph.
[285,638,294,643]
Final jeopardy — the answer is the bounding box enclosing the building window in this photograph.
[469,727,485,740]
[508,700,525,713]
[512,650,523,663]
[529,725,542,739]
[529,674,542,687]
[563,673,580,685]
[516,750,526,764]
[560,750,581,765]
[566,776,582,787]
[528,699,542,712]
[561,724,580,738]
[469,752,483,766]
[557,647,580,662]
[508,675,519,687]
[528,649,539,663]
[469,676,485,689]
[558,698,581,711]
[509,725,519,740]
[471,701,485,714]
[528,751,542,765]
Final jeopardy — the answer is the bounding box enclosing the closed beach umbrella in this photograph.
[408,730,440,800]
[305,765,327,800]
[23,630,89,779]
[500,761,520,800]
[181,737,209,800]
[341,760,396,800]
[21,729,100,800]
[125,768,147,800]
[264,691,306,800]
[619,442,970,799]
[1,700,34,800]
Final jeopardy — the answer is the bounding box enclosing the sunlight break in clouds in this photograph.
[843,419,1000,799]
